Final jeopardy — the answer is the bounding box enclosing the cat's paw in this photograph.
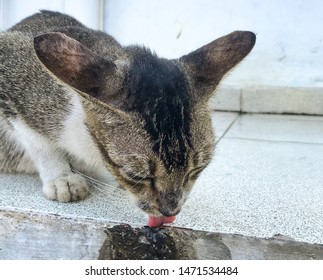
[42,174,89,202]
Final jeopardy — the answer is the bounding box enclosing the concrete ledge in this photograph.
[1,209,322,260]
[211,87,241,112]
[0,209,108,259]
[211,86,323,115]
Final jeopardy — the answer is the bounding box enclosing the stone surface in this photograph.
[211,87,323,115]
[0,210,108,260]
[222,234,323,260]
[184,137,323,244]
[242,87,323,115]
[1,209,322,260]
[226,113,323,143]
[211,112,239,141]
[1,112,323,245]
[211,87,241,112]
[99,225,231,260]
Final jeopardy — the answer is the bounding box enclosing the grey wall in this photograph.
[1,0,323,113]
[104,0,323,89]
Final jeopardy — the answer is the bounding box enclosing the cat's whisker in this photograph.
[69,169,130,201]
[71,168,125,192]
[89,189,129,203]
[92,185,126,199]
[86,178,124,193]
[89,185,129,202]
[90,192,128,202]
[71,168,102,182]
[89,182,123,193]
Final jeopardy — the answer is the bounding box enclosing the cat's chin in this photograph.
[147,215,176,227]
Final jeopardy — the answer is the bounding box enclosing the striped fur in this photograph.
[0,10,255,217]
[126,47,192,171]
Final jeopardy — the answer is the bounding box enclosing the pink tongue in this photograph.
[148,215,176,227]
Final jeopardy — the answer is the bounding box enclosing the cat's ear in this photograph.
[180,31,256,101]
[34,32,123,100]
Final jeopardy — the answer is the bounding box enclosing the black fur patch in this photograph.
[126,47,192,170]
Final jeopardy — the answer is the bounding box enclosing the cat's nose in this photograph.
[159,207,181,217]
[158,191,182,216]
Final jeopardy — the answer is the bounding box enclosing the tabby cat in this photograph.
[0,11,255,226]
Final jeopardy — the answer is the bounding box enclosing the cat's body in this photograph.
[0,11,255,223]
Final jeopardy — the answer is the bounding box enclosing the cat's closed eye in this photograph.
[186,166,206,181]
[123,171,152,183]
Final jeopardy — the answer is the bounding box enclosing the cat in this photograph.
[0,10,255,226]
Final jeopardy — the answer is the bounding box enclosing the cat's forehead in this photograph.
[125,47,192,171]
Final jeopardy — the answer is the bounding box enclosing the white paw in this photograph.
[42,174,89,202]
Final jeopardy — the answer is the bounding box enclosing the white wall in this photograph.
[105,0,323,88]
[0,0,322,89]
[0,0,102,30]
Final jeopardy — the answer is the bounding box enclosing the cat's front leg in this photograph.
[12,119,89,202]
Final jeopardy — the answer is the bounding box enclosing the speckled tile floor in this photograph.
[1,112,323,244]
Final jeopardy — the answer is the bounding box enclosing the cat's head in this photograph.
[34,30,255,218]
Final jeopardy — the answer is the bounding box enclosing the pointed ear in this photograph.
[180,31,256,99]
[34,32,120,100]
